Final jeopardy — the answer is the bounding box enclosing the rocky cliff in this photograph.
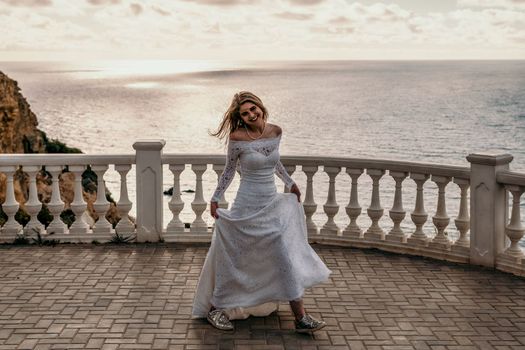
[0,72,47,153]
[0,71,122,232]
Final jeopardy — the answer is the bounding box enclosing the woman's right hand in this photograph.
[210,201,219,219]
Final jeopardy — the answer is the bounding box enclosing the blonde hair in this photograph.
[210,91,268,140]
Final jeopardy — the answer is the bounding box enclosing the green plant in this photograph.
[30,228,60,246]
[12,234,30,245]
[109,232,135,244]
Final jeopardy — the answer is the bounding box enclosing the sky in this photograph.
[0,0,524,60]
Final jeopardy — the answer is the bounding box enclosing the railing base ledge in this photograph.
[163,232,212,243]
[496,254,525,277]
[308,235,470,264]
[51,233,96,244]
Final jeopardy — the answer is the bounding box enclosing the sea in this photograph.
[1,60,524,237]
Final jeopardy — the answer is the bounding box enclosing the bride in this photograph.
[191,91,331,333]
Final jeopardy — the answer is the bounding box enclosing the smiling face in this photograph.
[239,101,264,127]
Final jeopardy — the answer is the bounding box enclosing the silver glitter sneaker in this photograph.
[295,314,326,334]
[207,309,234,331]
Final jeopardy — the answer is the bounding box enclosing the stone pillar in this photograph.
[133,140,166,242]
[467,152,513,268]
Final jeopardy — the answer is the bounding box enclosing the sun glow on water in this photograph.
[125,82,160,89]
[88,60,229,78]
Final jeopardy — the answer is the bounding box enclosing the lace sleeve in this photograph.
[211,142,241,202]
[275,160,295,190]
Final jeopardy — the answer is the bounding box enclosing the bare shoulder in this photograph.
[267,123,282,137]
[229,129,246,141]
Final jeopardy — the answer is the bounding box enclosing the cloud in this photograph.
[274,11,313,20]
[130,3,142,15]
[2,0,525,60]
[87,0,120,5]
[458,0,525,8]
[286,0,324,5]
[181,0,257,6]
[329,16,350,24]
[310,25,354,34]
[152,5,170,16]
[0,0,52,6]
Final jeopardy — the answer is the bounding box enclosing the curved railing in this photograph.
[1,141,524,278]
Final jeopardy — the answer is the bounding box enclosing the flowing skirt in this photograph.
[192,182,331,320]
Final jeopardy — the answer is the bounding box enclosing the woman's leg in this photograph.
[290,298,326,333]
[289,299,305,321]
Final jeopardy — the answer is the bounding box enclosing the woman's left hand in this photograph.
[290,184,301,202]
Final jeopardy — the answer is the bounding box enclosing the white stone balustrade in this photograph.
[365,169,385,240]
[115,164,134,236]
[387,171,408,243]
[453,178,470,248]
[320,166,341,235]
[502,185,524,260]
[408,173,430,246]
[302,165,318,236]
[166,164,185,236]
[343,168,363,239]
[283,165,296,193]
[495,169,525,274]
[68,165,90,239]
[0,165,22,241]
[5,145,525,277]
[133,141,165,243]
[0,154,133,243]
[46,165,68,235]
[430,175,452,249]
[23,165,44,236]
[468,153,513,268]
[91,165,113,240]
[212,164,229,209]
[190,164,208,235]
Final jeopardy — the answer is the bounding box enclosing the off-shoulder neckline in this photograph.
[229,134,282,144]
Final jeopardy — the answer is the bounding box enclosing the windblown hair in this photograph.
[210,91,268,141]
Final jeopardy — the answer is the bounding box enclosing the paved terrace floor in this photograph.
[1,244,525,350]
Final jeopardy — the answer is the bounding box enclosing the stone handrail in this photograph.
[0,154,135,166]
[1,142,524,277]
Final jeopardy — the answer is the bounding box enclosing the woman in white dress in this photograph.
[192,91,331,333]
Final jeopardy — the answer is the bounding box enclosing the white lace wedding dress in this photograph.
[192,134,331,320]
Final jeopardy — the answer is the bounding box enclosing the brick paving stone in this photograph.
[1,244,525,349]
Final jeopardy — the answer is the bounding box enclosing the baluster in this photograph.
[302,166,318,236]
[365,169,385,240]
[407,173,430,246]
[23,166,44,237]
[453,178,470,248]
[0,166,22,241]
[46,165,67,235]
[502,185,524,260]
[212,164,228,209]
[211,164,227,234]
[191,164,208,234]
[91,165,113,239]
[115,164,134,236]
[343,168,363,238]
[320,166,341,235]
[283,165,296,193]
[166,164,185,234]
[430,175,451,248]
[387,171,408,243]
[69,165,90,237]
